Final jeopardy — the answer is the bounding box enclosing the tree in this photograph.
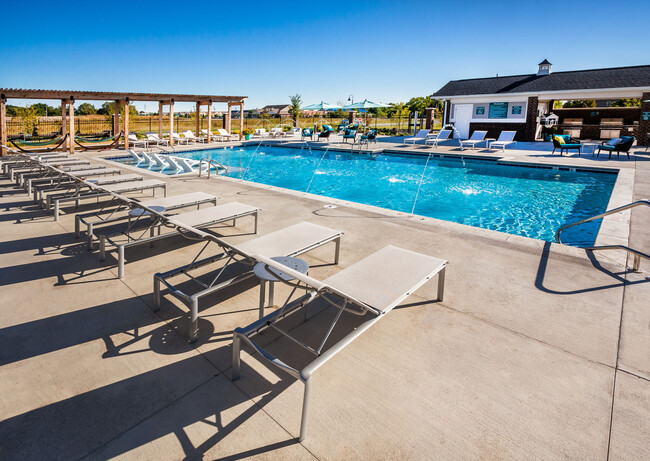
[76,103,97,115]
[563,100,596,108]
[610,98,640,107]
[12,105,40,135]
[288,94,302,126]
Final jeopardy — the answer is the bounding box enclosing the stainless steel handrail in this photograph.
[198,158,228,179]
[555,199,650,271]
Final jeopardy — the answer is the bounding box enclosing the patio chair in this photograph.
[253,128,269,138]
[75,191,219,247]
[301,128,314,141]
[459,130,488,150]
[99,201,260,279]
[43,177,167,221]
[268,128,284,138]
[342,128,357,143]
[551,135,582,156]
[128,133,149,148]
[146,133,170,146]
[183,130,207,143]
[336,120,349,132]
[358,129,378,148]
[172,132,191,145]
[153,221,343,342]
[488,131,517,152]
[282,127,301,138]
[404,129,430,145]
[217,128,236,141]
[595,136,635,159]
[317,126,335,142]
[232,245,447,441]
[425,129,452,148]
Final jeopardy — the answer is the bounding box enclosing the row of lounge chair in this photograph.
[0,147,448,441]
[129,129,237,148]
[405,129,517,152]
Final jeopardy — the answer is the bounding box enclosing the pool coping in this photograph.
[99,144,634,268]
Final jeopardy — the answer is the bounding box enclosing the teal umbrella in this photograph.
[301,101,342,111]
[301,102,341,132]
[341,99,391,128]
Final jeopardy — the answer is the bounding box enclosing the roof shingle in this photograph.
[432,65,650,97]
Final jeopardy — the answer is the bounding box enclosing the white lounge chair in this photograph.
[139,152,155,166]
[404,129,430,145]
[154,221,343,342]
[268,128,283,138]
[183,130,206,143]
[282,127,301,138]
[146,133,170,146]
[128,134,149,148]
[253,128,269,138]
[425,129,453,148]
[460,130,488,150]
[99,201,260,279]
[172,132,191,145]
[488,131,517,152]
[217,128,236,141]
[232,245,447,441]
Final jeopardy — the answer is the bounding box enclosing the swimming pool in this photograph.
[112,146,618,246]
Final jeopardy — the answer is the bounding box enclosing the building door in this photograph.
[453,104,472,138]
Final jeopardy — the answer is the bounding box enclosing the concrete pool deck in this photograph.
[0,139,648,460]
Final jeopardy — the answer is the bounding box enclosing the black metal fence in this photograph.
[7,114,439,140]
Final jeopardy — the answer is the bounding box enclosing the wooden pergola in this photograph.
[0,89,247,155]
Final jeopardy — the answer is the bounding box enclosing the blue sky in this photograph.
[1,0,648,112]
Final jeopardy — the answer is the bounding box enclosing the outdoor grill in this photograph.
[599,118,623,139]
[562,118,583,138]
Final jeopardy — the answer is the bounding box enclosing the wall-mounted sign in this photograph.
[511,105,522,115]
[476,106,485,115]
[642,111,650,121]
[489,102,508,119]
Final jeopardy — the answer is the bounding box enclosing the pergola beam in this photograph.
[0,89,246,104]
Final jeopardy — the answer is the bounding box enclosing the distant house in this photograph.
[261,104,291,116]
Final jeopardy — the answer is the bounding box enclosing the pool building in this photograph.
[433,60,650,144]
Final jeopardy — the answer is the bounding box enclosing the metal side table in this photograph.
[254,256,309,319]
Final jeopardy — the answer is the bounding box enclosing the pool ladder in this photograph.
[555,199,650,271]
[198,158,229,178]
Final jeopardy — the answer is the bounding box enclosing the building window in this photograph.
[511,105,522,115]
[488,102,508,119]
[476,106,485,115]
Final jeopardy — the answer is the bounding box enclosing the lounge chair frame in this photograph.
[153,223,342,342]
[231,250,446,441]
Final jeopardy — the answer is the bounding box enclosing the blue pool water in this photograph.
[112,146,618,246]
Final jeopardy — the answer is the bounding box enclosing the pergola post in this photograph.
[68,97,75,154]
[225,103,232,134]
[61,99,67,149]
[158,101,163,138]
[0,94,7,156]
[169,99,175,146]
[195,101,201,136]
[206,102,212,142]
[113,99,120,137]
[239,101,244,140]
[123,100,130,150]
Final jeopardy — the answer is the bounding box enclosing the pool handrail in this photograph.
[555,199,650,271]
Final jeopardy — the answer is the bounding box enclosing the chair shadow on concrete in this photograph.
[0,349,301,460]
[535,241,648,295]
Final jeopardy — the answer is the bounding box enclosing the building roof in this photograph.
[262,104,289,109]
[432,65,650,98]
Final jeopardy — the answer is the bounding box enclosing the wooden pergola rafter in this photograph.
[0,88,247,155]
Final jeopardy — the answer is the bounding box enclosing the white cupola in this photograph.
[537,59,552,76]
